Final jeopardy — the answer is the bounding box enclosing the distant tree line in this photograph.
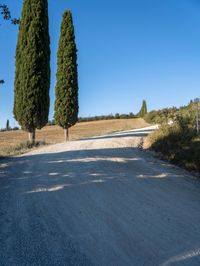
[46,113,139,126]
[71,100,147,123]
[0,127,19,132]
[0,119,19,132]
[46,102,148,126]
[78,113,138,123]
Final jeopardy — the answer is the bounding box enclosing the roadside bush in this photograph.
[144,107,178,124]
[149,114,200,172]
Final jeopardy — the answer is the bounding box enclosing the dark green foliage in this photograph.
[14,0,50,138]
[144,101,199,125]
[149,103,200,172]
[54,11,78,132]
[144,107,178,124]
[78,113,138,123]
[150,122,199,172]
[139,100,147,117]
[6,119,10,131]
[115,113,120,119]
[0,4,20,24]
[0,4,11,20]
[47,113,137,125]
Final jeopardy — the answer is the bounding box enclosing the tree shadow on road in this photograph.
[1,146,200,265]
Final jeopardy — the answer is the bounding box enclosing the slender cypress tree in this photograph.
[54,11,79,141]
[6,119,10,131]
[14,0,50,143]
[139,100,148,117]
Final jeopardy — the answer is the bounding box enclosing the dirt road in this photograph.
[0,126,200,265]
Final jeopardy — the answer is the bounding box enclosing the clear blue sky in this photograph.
[1,0,200,128]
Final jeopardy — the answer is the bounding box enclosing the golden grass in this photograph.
[0,118,148,156]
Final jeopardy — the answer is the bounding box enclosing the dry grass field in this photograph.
[0,118,148,156]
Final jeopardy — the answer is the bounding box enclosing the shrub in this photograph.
[148,114,200,172]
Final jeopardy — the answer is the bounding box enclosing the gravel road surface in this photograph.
[0,126,200,266]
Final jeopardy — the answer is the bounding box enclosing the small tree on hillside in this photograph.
[6,119,10,131]
[54,11,79,141]
[14,0,50,143]
[139,100,148,117]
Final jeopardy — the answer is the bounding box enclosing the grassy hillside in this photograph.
[0,118,148,156]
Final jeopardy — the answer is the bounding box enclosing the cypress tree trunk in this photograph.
[64,128,69,142]
[28,130,36,144]
[14,0,50,142]
[54,11,79,141]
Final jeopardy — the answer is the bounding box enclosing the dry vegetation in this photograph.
[0,118,148,156]
[146,122,200,173]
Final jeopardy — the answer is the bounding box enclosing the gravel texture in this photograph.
[0,126,200,265]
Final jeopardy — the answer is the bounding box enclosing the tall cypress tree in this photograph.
[54,11,79,141]
[139,100,148,117]
[14,0,50,143]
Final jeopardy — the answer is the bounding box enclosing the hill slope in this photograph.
[0,118,148,156]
